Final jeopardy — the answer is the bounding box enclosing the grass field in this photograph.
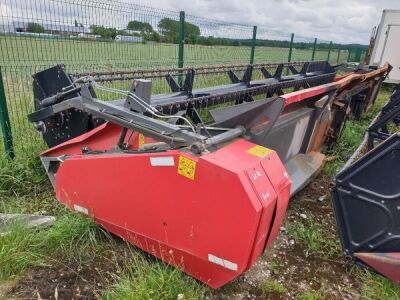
[0,35,347,68]
[0,35,349,156]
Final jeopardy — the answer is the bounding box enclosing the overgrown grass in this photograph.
[102,250,205,300]
[359,271,400,300]
[0,212,107,280]
[286,219,339,258]
[323,88,392,177]
[258,279,287,295]
[0,207,205,299]
[287,221,324,253]
[354,269,400,300]
[297,290,324,300]
[0,143,47,200]
[0,222,43,279]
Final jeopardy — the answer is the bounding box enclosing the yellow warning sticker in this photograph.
[138,133,145,147]
[178,155,197,180]
[246,145,273,158]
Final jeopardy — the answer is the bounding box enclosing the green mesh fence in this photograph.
[254,28,291,63]
[184,15,253,65]
[0,0,367,157]
[291,35,316,62]
[0,0,180,68]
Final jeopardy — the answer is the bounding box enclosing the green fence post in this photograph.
[288,33,294,62]
[327,41,332,62]
[178,11,185,86]
[354,48,362,62]
[347,49,352,62]
[0,67,14,159]
[336,45,341,64]
[249,26,257,64]
[311,38,317,61]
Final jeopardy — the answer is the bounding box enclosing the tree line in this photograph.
[25,20,366,50]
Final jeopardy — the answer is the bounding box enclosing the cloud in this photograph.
[1,0,399,44]
[128,0,400,44]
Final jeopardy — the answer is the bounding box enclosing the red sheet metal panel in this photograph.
[45,125,290,288]
[41,122,156,157]
[355,252,400,283]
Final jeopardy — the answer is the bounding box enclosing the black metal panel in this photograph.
[32,65,102,147]
[382,86,400,115]
[368,85,400,149]
[349,87,369,120]
[151,73,335,114]
[165,74,180,92]
[331,133,400,256]
[150,61,335,113]
[33,65,89,147]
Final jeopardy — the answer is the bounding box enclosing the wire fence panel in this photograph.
[0,0,180,68]
[291,35,316,62]
[1,65,47,155]
[184,15,253,65]
[254,28,291,63]
[315,40,332,63]
[0,0,368,158]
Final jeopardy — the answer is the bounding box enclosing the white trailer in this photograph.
[370,10,400,83]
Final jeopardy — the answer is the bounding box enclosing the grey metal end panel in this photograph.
[210,97,285,144]
[263,108,314,162]
[40,156,62,189]
[126,79,152,112]
[285,152,325,196]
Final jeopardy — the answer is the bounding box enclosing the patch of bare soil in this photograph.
[0,281,16,299]
[7,249,120,300]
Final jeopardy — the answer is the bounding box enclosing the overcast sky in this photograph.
[128,0,400,44]
[1,0,400,44]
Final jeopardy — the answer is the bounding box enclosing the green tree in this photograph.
[158,18,200,43]
[187,34,198,44]
[27,23,45,34]
[127,20,153,32]
[117,29,128,36]
[150,31,160,42]
[90,25,117,39]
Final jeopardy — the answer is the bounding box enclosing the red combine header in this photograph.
[28,61,389,287]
